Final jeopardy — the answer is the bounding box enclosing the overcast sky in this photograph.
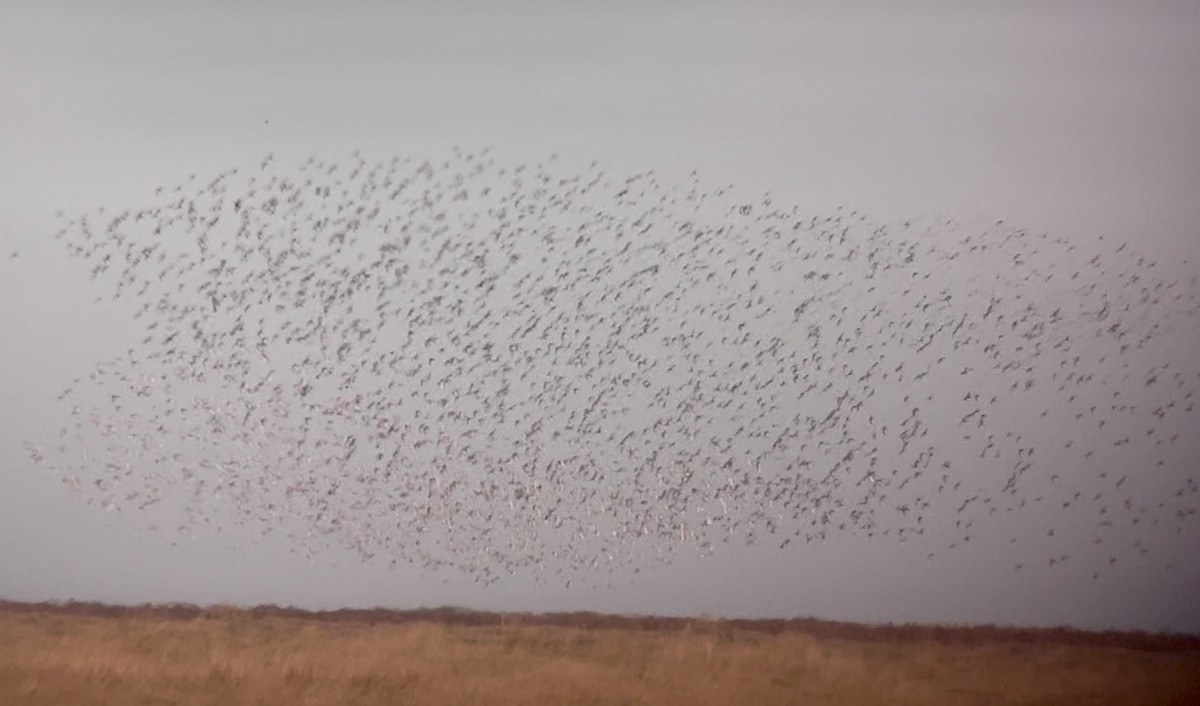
[2,1,1199,633]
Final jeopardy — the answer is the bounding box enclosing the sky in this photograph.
[1,1,1199,633]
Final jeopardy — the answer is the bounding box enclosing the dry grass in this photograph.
[0,602,1197,705]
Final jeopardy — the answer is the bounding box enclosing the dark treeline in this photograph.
[2,599,1196,652]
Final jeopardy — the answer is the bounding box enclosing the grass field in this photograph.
[1,601,1197,705]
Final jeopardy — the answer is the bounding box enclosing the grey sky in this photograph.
[2,1,1199,633]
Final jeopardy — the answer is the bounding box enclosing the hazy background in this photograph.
[2,1,1198,632]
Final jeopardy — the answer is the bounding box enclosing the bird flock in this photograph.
[18,148,1200,586]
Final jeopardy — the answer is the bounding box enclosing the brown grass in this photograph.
[0,601,1197,705]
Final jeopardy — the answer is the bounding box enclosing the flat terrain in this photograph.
[1,601,1197,705]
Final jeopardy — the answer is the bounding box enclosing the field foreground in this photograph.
[1,601,1198,705]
